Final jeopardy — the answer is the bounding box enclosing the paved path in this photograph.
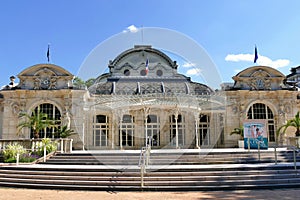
[0,187,298,200]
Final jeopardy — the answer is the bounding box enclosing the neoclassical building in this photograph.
[0,45,299,149]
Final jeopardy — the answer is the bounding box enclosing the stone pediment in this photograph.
[232,66,287,90]
[17,64,74,90]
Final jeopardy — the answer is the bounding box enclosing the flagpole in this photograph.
[47,44,50,63]
[254,45,258,64]
[141,25,144,44]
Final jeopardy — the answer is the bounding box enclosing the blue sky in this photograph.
[1,0,300,89]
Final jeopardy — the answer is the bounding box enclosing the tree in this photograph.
[17,111,56,139]
[72,77,86,89]
[72,76,95,89]
[85,78,95,88]
[277,111,300,137]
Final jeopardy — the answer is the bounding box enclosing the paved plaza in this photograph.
[0,187,298,200]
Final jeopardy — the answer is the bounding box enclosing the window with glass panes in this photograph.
[93,115,109,146]
[198,114,210,146]
[146,114,160,146]
[247,103,275,142]
[120,114,135,146]
[32,103,61,138]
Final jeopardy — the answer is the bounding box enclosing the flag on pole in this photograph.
[47,44,50,63]
[254,45,258,63]
[145,58,149,75]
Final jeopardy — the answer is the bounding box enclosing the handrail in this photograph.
[139,146,151,188]
[138,147,146,167]
[288,145,299,172]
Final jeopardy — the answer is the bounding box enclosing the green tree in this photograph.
[17,111,56,139]
[277,111,300,137]
[72,76,95,89]
[72,77,86,88]
[85,78,95,88]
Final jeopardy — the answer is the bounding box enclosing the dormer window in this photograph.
[156,69,163,77]
[124,69,130,76]
[140,69,147,76]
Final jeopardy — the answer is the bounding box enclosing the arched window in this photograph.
[247,103,275,142]
[93,115,109,146]
[32,103,61,138]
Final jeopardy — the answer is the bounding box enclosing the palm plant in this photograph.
[55,125,75,138]
[230,126,244,139]
[17,111,56,139]
[277,111,300,137]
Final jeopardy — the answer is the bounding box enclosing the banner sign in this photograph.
[243,120,268,149]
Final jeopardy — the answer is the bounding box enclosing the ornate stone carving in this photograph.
[33,75,57,90]
[49,76,57,89]
[11,102,20,115]
[61,111,71,129]
[33,78,41,90]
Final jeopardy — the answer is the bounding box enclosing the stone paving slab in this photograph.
[0,187,298,200]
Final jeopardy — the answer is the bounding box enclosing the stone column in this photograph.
[174,110,179,149]
[119,116,123,150]
[143,107,150,147]
[111,112,115,149]
[194,112,200,149]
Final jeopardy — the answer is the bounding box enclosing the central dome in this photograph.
[89,45,213,96]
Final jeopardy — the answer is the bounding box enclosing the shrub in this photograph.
[3,144,27,161]
[19,153,40,162]
[35,138,57,157]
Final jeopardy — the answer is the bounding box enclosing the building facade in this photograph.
[0,45,299,149]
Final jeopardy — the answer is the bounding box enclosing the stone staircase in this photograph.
[38,149,299,165]
[0,148,300,191]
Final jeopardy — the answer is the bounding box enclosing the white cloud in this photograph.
[256,56,290,69]
[123,25,139,33]
[182,62,196,68]
[234,69,242,74]
[186,68,202,75]
[225,54,253,62]
[225,53,290,69]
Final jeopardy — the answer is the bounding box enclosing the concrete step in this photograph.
[41,150,299,165]
[1,165,300,191]
[1,149,300,191]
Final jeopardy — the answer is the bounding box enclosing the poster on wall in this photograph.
[243,120,268,149]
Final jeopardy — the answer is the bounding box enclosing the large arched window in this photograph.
[247,103,275,142]
[93,115,109,146]
[32,103,61,138]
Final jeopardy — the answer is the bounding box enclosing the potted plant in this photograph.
[55,125,75,152]
[230,126,244,148]
[55,125,75,138]
[277,111,300,147]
